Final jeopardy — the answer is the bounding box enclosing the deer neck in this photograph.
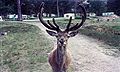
[55,41,67,65]
[57,41,67,55]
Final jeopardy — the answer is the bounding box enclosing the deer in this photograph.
[38,2,86,72]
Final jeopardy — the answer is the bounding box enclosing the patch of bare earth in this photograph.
[68,34,120,72]
[25,22,120,72]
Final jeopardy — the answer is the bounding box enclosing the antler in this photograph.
[65,4,86,32]
[38,2,61,32]
[39,3,86,32]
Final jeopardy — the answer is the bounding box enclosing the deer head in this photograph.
[38,2,86,46]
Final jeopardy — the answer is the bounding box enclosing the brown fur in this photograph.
[48,47,71,72]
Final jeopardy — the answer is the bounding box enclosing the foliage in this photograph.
[89,0,107,16]
[0,0,76,17]
[107,0,120,16]
[0,0,16,15]
[1,0,119,17]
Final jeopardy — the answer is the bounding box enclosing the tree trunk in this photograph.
[57,0,59,17]
[17,0,22,21]
[74,1,77,17]
[49,7,51,17]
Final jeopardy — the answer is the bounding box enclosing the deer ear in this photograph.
[69,31,78,37]
[46,30,57,36]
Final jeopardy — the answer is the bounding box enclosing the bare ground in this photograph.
[24,21,120,72]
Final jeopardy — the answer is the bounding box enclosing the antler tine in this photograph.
[38,2,60,32]
[47,20,56,28]
[38,2,52,29]
[47,18,60,31]
[53,18,59,28]
[66,4,86,32]
[65,17,72,31]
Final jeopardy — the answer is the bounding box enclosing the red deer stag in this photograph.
[38,2,86,72]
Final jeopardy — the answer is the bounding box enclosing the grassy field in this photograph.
[0,22,52,72]
[79,25,120,50]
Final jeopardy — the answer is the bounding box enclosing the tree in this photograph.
[17,0,22,21]
[56,0,59,17]
[59,0,75,16]
[107,0,120,16]
[0,0,88,17]
[89,0,107,16]
[0,0,15,16]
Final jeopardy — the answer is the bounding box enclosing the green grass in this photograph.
[79,25,120,50]
[0,22,52,72]
[114,18,120,22]
[112,26,120,31]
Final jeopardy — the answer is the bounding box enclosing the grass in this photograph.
[79,25,120,50]
[112,26,120,31]
[0,22,52,72]
[114,18,120,22]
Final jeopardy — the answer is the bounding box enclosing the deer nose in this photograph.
[59,39,64,44]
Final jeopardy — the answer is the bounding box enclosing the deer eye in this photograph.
[55,35,59,38]
[55,35,58,37]
[67,35,70,38]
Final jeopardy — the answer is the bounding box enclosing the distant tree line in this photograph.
[0,0,120,17]
[88,0,107,16]
[107,0,120,16]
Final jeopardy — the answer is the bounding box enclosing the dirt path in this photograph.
[24,21,120,72]
[69,35,120,72]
